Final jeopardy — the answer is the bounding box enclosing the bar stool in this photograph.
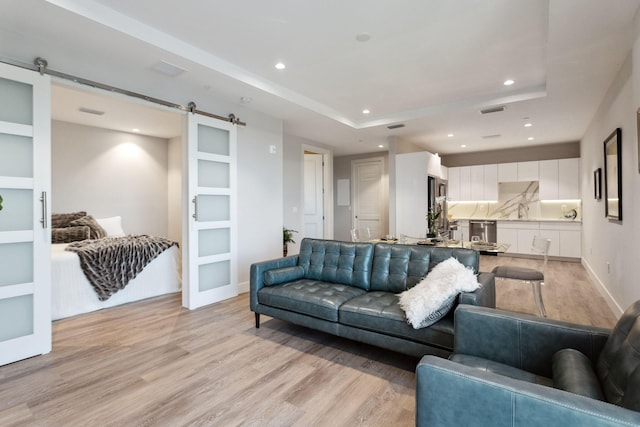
[491,236,551,317]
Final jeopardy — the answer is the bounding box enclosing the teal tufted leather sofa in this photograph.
[250,238,496,358]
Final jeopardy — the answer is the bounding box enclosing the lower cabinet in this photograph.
[496,220,581,258]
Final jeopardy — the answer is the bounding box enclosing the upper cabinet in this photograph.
[558,158,580,199]
[448,158,580,202]
[498,161,538,182]
[448,164,497,201]
[539,158,580,200]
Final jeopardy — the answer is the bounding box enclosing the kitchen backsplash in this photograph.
[448,181,581,221]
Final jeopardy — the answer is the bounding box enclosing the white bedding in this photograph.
[51,242,181,320]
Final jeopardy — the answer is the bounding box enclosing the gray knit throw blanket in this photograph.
[66,235,178,301]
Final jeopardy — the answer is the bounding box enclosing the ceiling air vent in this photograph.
[387,124,405,129]
[482,134,502,139]
[480,106,505,115]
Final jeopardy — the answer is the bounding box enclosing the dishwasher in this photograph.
[469,220,497,243]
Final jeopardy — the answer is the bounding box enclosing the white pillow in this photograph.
[398,257,480,329]
[96,216,125,237]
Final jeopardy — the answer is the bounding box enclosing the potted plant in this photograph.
[426,209,440,238]
[283,227,298,256]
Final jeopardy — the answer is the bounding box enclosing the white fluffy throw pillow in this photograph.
[398,257,480,329]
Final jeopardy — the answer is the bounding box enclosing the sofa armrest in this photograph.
[249,255,299,311]
[454,305,611,377]
[458,271,495,308]
[416,356,640,427]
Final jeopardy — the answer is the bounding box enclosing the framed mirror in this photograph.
[603,128,622,220]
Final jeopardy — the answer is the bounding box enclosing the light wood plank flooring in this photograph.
[0,256,617,426]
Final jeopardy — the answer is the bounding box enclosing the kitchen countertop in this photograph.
[451,218,582,223]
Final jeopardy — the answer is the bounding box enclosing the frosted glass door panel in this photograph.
[197,195,229,222]
[0,295,33,341]
[199,261,230,291]
[198,228,230,257]
[0,242,33,286]
[0,77,33,125]
[198,125,229,155]
[0,189,33,231]
[198,160,229,188]
[0,134,33,177]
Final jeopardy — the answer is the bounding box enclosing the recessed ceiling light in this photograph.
[275,62,286,70]
[132,128,140,133]
[378,144,384,148]
[524,123,532,127]
[362,109,370,114]
[504,79,515,86]
[240,96,253,103]
[447,133,454,138]
[461,144,467,148]
[528,137,535,141]
[356,32,371,42]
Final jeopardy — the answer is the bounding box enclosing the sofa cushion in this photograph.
[257,279,366,322]
[596,299,640,410]
[553,348,605,401]
[450,354,554,387]
[263,266,305,286]
[339,291,455,348]
[297,238,374,290]
[370,244,430,292]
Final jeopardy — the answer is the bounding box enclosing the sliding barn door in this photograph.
[0,63,51,365]
[182,113,237,309]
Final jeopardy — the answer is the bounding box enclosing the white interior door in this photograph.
[352,157,386,240]
[0,63,51,366]
[303,153,324,238]
[182,113,237,310]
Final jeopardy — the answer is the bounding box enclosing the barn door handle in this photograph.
[40,192,48,229]
[192,196,198,221]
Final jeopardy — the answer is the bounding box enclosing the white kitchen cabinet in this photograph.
[484,164,498,201]
[518,161,539,181]
[440,165,448,181]
[459,166,471,200]
[539,158,580,201]
[498,163,518,182]
[539,221,581,258]
[448,166,460,201]
[538,229,560,257]
[470,165,484,200]
[497,225,519,254]
[558,158,580,199]
[539,159,559,200]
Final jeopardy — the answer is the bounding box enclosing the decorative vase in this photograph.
[283,244,288,257]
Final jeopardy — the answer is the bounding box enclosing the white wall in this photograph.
[581,32,640,315]
[167,136,182,244]
[236,112,284,291]
[51,120,170,237]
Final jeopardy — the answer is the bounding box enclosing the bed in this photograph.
[51,213,181,320]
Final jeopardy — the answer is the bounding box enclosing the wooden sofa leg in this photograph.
[255,313,260,328]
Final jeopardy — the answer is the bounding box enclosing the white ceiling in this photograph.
[1,0,639,156]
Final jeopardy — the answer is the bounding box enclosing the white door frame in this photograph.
[301,144,333,239]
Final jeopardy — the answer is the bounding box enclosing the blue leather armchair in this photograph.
[416,303,640,426]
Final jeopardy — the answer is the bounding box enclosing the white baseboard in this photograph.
[238,280,249,294]
[581,257,623,318]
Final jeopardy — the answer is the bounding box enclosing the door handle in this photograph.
[40,191,47,229]
[192,196,198,221]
